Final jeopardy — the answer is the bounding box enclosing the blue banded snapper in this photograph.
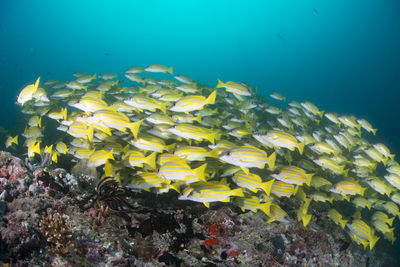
[12,65,400,250]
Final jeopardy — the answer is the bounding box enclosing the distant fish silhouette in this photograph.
[104,52,110,56]
[313,8,319,15]
[276,34,286,42]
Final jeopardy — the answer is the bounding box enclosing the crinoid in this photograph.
[78,176,136,213]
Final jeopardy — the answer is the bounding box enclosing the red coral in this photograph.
[204,237,218,246]
[208,222,221,238]
[229,250,238,257]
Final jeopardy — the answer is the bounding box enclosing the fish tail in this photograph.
[38,117,42,128]
[216,79,224,88]
[369,235,379,250]
[195,114,202,123]
[34,77,40,92]
[87,125,94,142]
[129,119,143,139]
[372,128,377,135]
[107,149,115,161]
[318,110,324,118]
[261,179,274,196]
[305,173,313,186]
[382,157,388,166]
[62,107,68,120]
[360,187,366,196]
[144,152,157,169]
[206,90,217,105]
[388,217,395,227]
[389,154,396,160]
[231,188,244,197]
[92,73,97,79]
[297,141,305,155]
[193,163,207,182]
[302,214,312,227]
[259,201,271,216]
[159,102,167,114]
[340,219,348,229]
[165,143,176,153]
[205,132,216,144]
[12,135,18,145]
[267,152,276,170]
[169,182,181,193]
[367,202,372,210]
[167,67,173,75]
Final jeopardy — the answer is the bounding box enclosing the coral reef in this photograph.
[0,150,398,266]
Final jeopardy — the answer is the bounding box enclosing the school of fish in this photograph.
[10,64,400,250]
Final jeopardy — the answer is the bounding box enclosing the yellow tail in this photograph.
[159,102,167,114]
[129,119,143,139]
[166,143,176,153]
[33,77,40,93]
[216,79,225,88]
[87,125,94,142]
[305,173,313,186]
[340,219,348,229]
[302,214,312,227]
[231,188,244,197]
[205,132,217,144]
[107,149,115,161]
[167,67,173,75]
[369,235,380,250]
[12,135,18,145]
[195,114,202,123]
[144,152,157,169]
[267,152,276,170]
[259,201,271,216]
[261,179,274,196]
[297,141,305,155]
[206,90,217,105]
[193,163,207,182]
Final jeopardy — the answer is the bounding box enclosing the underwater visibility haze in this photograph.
[1,0,400,265]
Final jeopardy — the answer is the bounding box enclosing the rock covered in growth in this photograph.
[0,151,28,181]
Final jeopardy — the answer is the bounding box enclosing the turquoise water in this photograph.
[1,1,399,152]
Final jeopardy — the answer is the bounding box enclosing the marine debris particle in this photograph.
[11,63,399,251]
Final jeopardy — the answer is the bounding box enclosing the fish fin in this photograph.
[297,141,305,155]
[306,173,313,186]
[107,149,115,161]
[372,128,377,135]
[369,235,379,250]
[340,219,348,229]
[259,201,271,216]
[129,119,143,139]
[167,67,173,75]
[166,143,176,153]
[195,114,202,123]
[62,107,68,120]
[159,102,167,114]
[216,79,224,88]
[220,198,230,202]
[169,182,181,193]
[193,163,207,182]
[34,77,40,92]
[382,157,388,166]
[206,90,217,105]
[240,167,249,175]
[388,217,395,227]
[205,132,216,144]
[267,152,276,170]
[144,152,157,169]
[261,179,274,196]
[231,188,244,197]
[203,202,210,208]
[389,154,395,160]
[38,117,42,128]
[360,187,366,197]
[12,135,18,145]
[302,214,312,227]
[87,125,94,142]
